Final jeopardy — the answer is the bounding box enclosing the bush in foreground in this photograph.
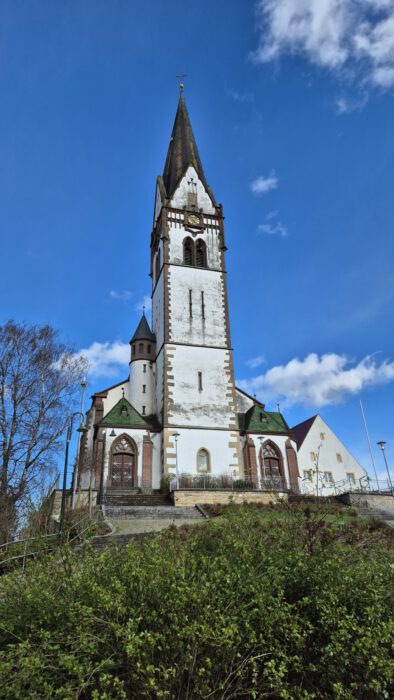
[0,506,393,699]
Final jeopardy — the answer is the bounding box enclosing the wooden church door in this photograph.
[111,437,135,487]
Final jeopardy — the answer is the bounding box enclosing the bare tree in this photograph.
[0,321,86,543]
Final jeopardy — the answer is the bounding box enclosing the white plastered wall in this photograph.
[129,360,155,416]
[297,415,367,494]
[168,266,227,346]
[167,345,236,428]
[170,166,216,214]
[166,428,238,477]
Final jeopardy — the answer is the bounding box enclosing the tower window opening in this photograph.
[143,364,146,373]
[139,343,144,353]
[183,237,194,266]
[198,371,203,391]
[147,344,151,354]
[201,291,205,319]
[155,249,161,283]
[196,239,207,268]
[189,289,193,318]
[142,406,146,415]
[142,385,146,394]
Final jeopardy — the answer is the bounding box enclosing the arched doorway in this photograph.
[110,435,137,487]
[259,441,286,488]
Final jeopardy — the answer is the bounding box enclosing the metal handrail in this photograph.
[0,508,101,571]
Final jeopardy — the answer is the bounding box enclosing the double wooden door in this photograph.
[111,452,135,487]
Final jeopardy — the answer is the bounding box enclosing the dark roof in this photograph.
[239,404,289,434]
[290,415,318,449]
[92,379,128,399]
[162,92,213,200]
[130,313,156,344]
[101,397,161,431]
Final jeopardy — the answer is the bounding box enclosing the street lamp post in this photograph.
[59,412,88,541]
[258,436,265,489]
[71,379,87,510]
[377,441,394,496]
[173,432,180,489]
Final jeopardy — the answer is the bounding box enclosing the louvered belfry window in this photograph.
[195,240,206,268]
[183,238,194,266]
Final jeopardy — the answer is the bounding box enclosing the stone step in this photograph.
[103,505,204,520]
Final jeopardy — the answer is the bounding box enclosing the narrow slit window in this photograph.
[142,385,146,394]
[147,344,151,354]
[201,291,205,319]
[143,364,146,373]
[198,371,203,391]
[142,405,146,415]
[189,289,193,318]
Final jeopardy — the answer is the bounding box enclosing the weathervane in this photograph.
[176,72,187,91]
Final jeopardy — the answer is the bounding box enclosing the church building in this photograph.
[78,90,301,497]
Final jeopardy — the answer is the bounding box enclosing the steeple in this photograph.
[129,312,156,344]
[162,91,210,200]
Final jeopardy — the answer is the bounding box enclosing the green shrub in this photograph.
[0,507,393,699]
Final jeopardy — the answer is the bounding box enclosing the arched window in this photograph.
[155,249,161,283]
[196,448,210,473]
[110,435,137,487]
[195,239,207,268]
[260,441,285,487]
[183,237,194,266]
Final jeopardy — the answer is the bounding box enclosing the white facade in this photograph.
[296,415,368,495]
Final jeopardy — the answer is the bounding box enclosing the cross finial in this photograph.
[122,387,125,398]
[277,402,280,413]
[142,304,145,315]
[177,72,187,91]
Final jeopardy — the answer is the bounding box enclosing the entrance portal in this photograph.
[110,436,136,487]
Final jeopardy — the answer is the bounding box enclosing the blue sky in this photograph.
[1,0,394,480]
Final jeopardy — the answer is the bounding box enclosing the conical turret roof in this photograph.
[129,313,156,344]
[162,92,210,199]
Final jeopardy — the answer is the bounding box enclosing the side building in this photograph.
[292,415,368,495]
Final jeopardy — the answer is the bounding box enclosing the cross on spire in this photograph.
[176,72,187,91]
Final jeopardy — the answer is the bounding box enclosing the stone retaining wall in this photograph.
[171,490,288,507]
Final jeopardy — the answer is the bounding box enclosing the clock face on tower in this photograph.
[187,214,201,227]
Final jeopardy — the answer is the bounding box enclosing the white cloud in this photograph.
[238,352,394,407]
[227,88,254,102]
[246,355,266,369]
[110,289,133,302]
[250,172,278,194]
[136,295,152,314]
[253,0,394,89]
[258,221,287,237]
[76,341,130,379]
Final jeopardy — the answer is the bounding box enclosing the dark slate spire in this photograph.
[129,313,156,344]
[162,92,210,199]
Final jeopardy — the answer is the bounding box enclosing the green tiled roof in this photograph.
[101,397,159,430]
[240,404,289,434]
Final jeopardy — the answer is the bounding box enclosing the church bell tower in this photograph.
[150,89,241,479]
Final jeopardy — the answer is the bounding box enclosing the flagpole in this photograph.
[359,399,379,485]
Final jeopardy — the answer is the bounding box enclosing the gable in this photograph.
[101,397,159,430]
